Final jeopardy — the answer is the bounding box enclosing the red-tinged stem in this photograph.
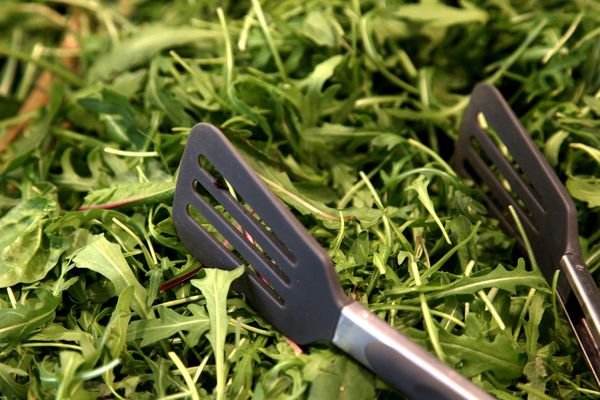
[79,197,142,210]
[160,266,203,293]
[285,337,303,355]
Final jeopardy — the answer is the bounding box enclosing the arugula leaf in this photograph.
[80,181,175,210]
[543,131,569,167]
[306,354,375,400]
[406,175,452,244]
[1,2,599,398]
[566,176,600,208]
[438,315,522,381]
[0,362,28,399]
[73,234,152,319]
[88,25,222,81]
[128,304,209,347]
[192,267,244,400]
[412,267,546,304]
[101,285,134,358]
[394,3,488,28]
[0,196,62,287]
[0,290,59,343]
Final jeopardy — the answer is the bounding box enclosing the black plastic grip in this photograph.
[455,83,580,284]
[173,123,350,344]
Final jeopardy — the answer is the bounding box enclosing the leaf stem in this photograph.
[508,205,539,271]
[168,352,200,400]
[0,46,83,86]
[251,0,288,82]
[103,148,159,157]
[359,171,392,248]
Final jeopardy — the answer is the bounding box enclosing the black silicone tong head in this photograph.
[172,123,349,345]
[454,83,600,385]
[173,123,493,400]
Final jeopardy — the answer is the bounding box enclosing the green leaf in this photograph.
[80,181,175,210]
[543,131,569,166]
[406,175,452,244]
[395,3,488,28]
[299,55,344,127]
[448,215,476,270]
[570,142,600,166]
[127,304,209,347]
[73,234,152,319]
[88,25,221,80]
[191,267,244,400]
[251,159,381,228]
[55,351,87,400]
[78,89,146,146]
[566,176,600,208]
[524,292,546,361]
[307,354,375,400]
[0,290,59,342]
[300,11,341,48]
[0,362,28,399]
[30,324,97,360]
[0,196,62,287]
[420,262,548,302]
[583,95,600,117]
[145,57,194,126]
[101,285,133,358]
[0,83,63,174]
[439,315,522,380]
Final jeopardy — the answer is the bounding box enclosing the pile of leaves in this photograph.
[1,1,599,399]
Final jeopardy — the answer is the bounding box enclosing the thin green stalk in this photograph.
[111,218,155,271]
[251,0,288,82]
[217,7,234,90]
[371,304,466,328]
[328,210,345,257]
[421,222,481,280]
[406,139,456,177]
[168,352,200,400]
[0,46,83,87]
[478,289,506,331]
[513,288,536,341]
[516,383,559,400]
[486,19,547,84]
[542,13,583,64]
[508,205,539,271]
[359,171,392,248]
[0,29,22,95]
[16,43,43,100]
[407,254,445,361]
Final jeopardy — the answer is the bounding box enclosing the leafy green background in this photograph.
[0,1,599,399]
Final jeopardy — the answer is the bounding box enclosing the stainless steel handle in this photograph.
[561,255,600,344]
[332,302,493,400]
[560,255,600,384]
